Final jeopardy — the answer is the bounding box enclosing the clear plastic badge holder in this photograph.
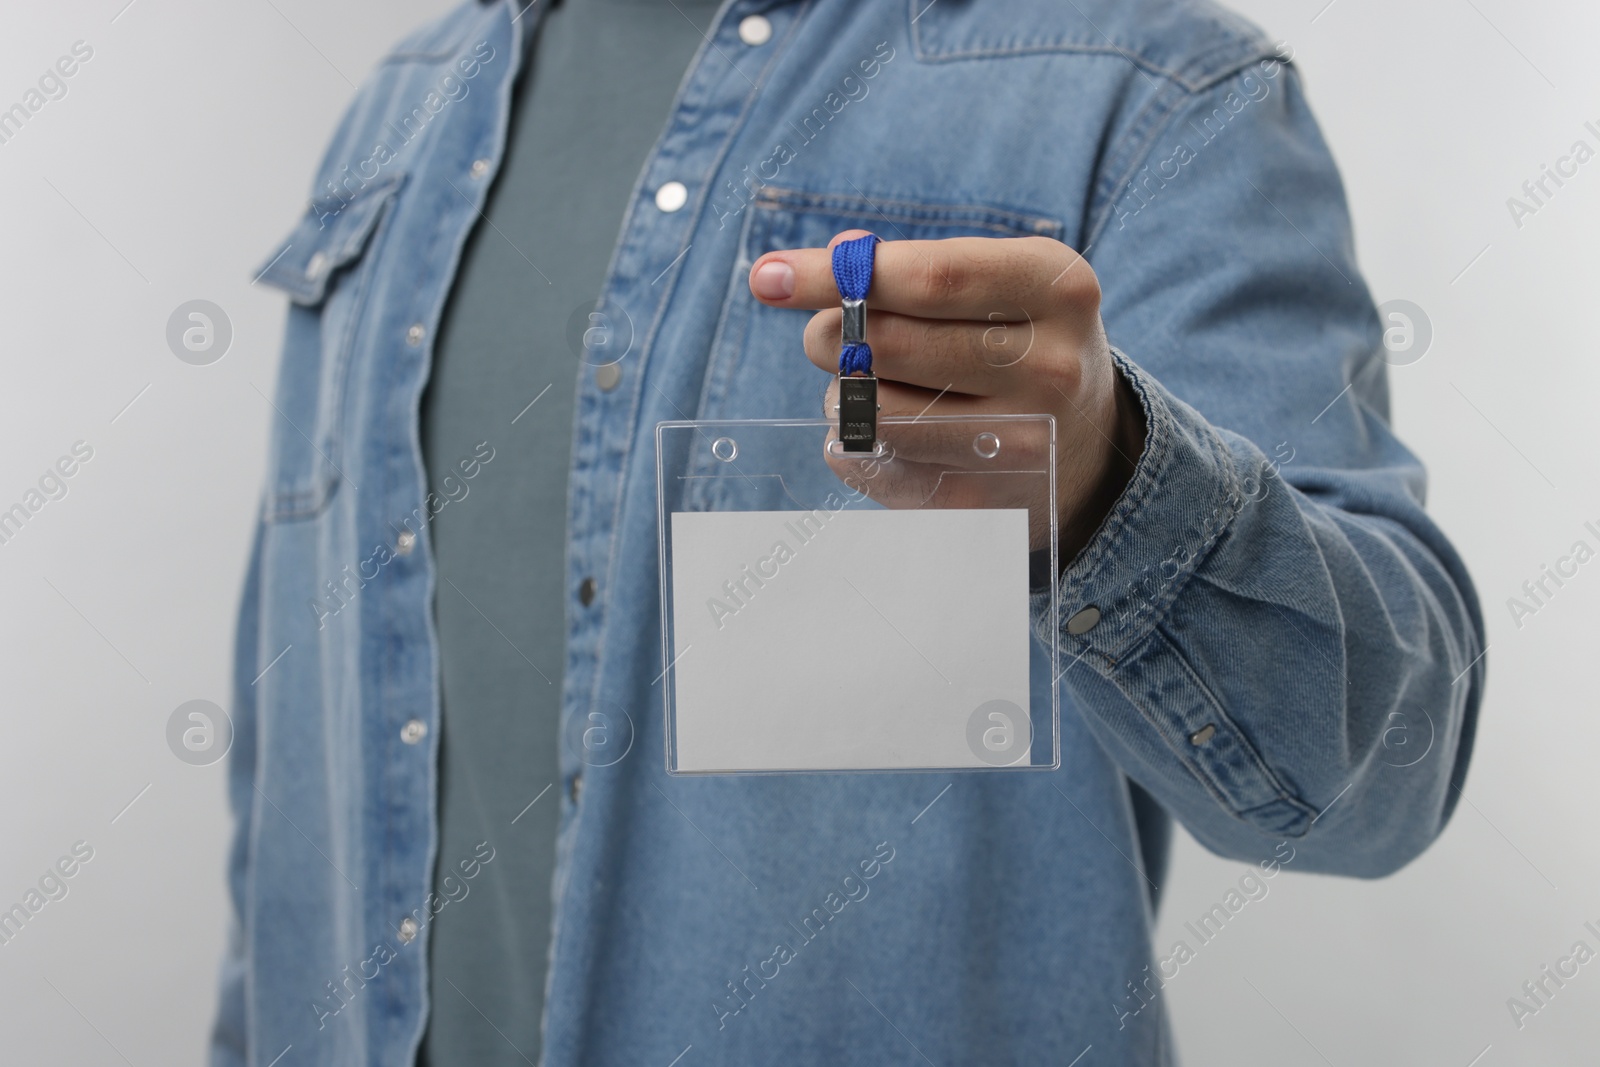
[656,413,1060,774]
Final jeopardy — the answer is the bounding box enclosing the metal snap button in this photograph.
[1066,606,1101,635]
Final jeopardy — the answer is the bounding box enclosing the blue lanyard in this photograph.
[832,233,880,376]
[832,233,881,451]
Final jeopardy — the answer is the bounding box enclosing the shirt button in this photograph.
[470,158,490,178]
[1189,724,1217,746]
[738,14,773,45]
[395,529,416,557]
[397,916,419,944]
[1066,605,1101,635]
[654,181,688,213]
[569,774,583,804]
[577,577,597,607]
[400,719,427,744]
[305,251,328,282]
[406,323,426,346]
[595,362,622,392]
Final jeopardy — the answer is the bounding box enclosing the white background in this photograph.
[0,1,1595,1064]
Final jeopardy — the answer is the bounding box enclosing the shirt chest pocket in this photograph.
[701,186,1064,424]
[682,187,1063,503]
[253,175,405,522]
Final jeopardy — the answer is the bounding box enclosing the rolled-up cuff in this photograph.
[1032,348,1246,668]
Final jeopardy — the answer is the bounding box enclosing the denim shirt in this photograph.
[214,1,1485,1064]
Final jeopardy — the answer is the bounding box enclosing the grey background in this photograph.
[0,0,1594,1063]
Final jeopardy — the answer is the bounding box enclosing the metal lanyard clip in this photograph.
[832,236,881,453]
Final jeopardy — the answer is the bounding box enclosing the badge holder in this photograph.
[655,236,1061,774]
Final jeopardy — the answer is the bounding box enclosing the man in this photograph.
[214,0,1484,1063]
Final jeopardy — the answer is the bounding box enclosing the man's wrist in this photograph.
[1059,366,1147,566]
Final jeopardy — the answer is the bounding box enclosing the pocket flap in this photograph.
[253,174,406,305]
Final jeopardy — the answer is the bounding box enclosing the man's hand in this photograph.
[748,230,1146,562]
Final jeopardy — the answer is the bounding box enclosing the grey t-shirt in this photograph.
[417,1,716,1063]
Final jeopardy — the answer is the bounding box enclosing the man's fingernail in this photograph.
[751,259,795,300]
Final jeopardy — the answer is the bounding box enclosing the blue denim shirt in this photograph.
[214,1,1485,1064]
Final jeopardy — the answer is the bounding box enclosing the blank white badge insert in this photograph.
[668,507,1032,772]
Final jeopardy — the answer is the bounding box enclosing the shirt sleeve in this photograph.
[1041,58,1486,876]
[210,522,262,1066]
